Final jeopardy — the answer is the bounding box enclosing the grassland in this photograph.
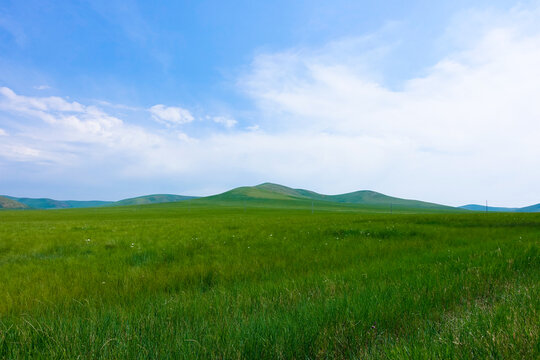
[0,198,538,359]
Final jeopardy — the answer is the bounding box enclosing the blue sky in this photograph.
[1,0,540,206]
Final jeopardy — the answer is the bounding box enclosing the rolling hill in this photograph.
[208,183,458,211]
[2,194,196,210]
[0,196,28,209]
[110,194,197,206]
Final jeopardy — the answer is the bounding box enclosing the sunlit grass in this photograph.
[0,201,538,358]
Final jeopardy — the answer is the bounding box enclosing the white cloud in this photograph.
[149,104,194,126]
[2,5,540,206]
[33,85,51,90]
[0,87,166,167]
[0,144,41,161]
[236,5,540,206]
[0,128,6,136]
[212,116,237,128]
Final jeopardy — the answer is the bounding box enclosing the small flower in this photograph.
[130,243,135,248]
[85,238,91,242]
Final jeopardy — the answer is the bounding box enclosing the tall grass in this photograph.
[0,202,538,358]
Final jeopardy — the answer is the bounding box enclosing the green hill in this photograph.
[253,183,325,200]
[111,194,197,206]
[0,196,28,209]
[208,183,457,211]
[206,186,294,201]
[255,183,452,209]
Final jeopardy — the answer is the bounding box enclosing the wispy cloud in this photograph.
[149,104,194,126]
[33,85,51,90]
[0,15,27,46]
[212,115,237,129]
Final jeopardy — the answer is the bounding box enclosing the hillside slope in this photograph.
[209,183,457,211]
[111,194,197,206]
[257,183,453,209]
[0,196,28,209]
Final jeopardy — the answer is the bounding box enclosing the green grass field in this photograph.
[0,199,538,359]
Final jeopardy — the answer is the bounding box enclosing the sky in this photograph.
[1,0,540,206]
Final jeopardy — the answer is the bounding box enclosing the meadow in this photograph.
[0,199,538,359]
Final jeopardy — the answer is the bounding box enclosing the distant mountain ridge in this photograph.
[460,203,540,213]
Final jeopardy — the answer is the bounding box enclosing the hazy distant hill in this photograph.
[3,196,112,209]
[110,194,197,206]
[517,203,540,212]
[209,183,457,211]
[2,194,195,209]
[460,204,516,212]
[460,203,540,213]
[0,196,28,209]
